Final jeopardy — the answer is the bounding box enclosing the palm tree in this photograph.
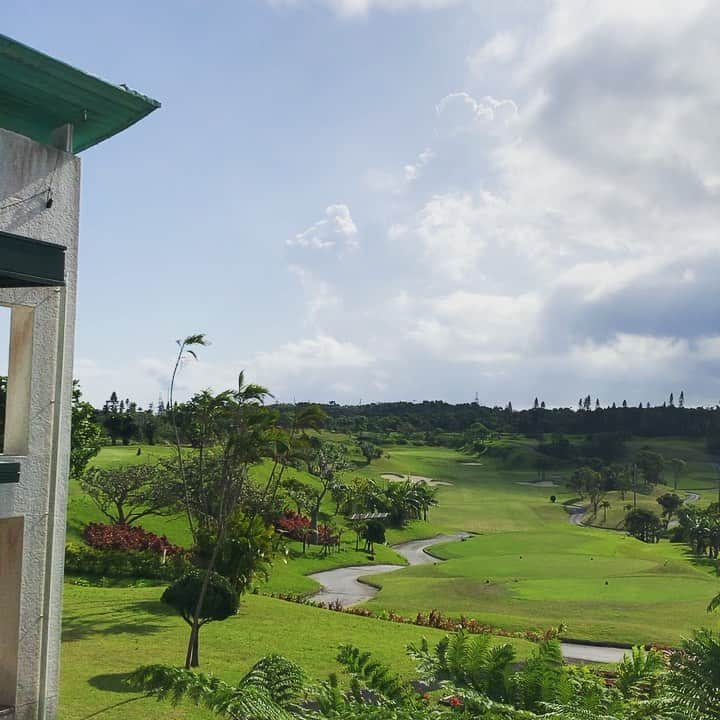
[601,500,611,523]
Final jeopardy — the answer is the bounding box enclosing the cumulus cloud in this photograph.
[404,148,435,182]
[407,291,542,363]
[289,204,358,249]
[436,92,519,131]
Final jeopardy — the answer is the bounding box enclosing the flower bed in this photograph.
[268,592,562,643]
[83,522,182,555]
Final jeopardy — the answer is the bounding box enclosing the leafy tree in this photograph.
[625,507,662,543]
[70,381,103,480]
[657,492,683,527]
[600,499,611,523]
[670,457,687,491]
[193,513,279,594]
[161,571,238,667]
[636,450,664,485]
[362,519,385,552]
[305,440,349,528]
[80,462,180,526]
[358,439,382,465]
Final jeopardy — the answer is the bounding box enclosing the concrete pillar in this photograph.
[0,128,80,720]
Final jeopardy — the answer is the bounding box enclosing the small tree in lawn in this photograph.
[305,440,349,529]
[625,508,662,543]
[600,499,611,523]
[81,462,180,526]
[670,458,687,491]
[162,571,238,667]
[657,492,683,528]
[363,520,385,553]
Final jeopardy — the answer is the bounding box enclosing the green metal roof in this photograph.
[0,34,160,153]
[0,231,65,287]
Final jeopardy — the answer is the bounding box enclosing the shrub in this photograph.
[65,543,191,581]
[83,522,182,555]
[275,511,311,540]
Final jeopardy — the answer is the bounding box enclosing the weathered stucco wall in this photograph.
[0,128,80,720]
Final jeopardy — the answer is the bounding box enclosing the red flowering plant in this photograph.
[83,522,182,556]
[275,511,312,541]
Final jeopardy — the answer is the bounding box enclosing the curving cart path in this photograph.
[309,534,629,663]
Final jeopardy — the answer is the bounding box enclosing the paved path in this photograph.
[309,534,629,664]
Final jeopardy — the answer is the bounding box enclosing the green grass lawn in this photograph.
[64,441,720,661]
[59,583,535,720]
[363,525,720,646]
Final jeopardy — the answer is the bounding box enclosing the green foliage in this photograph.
[70,380,104,480]
[128,662,295,720]
[635,450,664,485]
[194,513,280,594]
[64,542,190,580]
[615,646,666,699]
[336,645,409,704]
[80,461,180,526]
[408,630,516,701]
[162,571,239,626]
[509,640,570,711]
[667,629,720,720]
[624,508,662,543]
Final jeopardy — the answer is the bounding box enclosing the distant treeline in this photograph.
[276,400,720,450]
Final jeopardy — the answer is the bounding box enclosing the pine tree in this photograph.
[534,397,539,409]
[669,392,674,407]
[679,390,685,408]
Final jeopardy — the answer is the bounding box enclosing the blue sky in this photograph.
[3,0,720,409]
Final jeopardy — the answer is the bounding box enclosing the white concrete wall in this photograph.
[0,128,80,720]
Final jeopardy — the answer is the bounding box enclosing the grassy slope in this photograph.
[347,442,720,645]
[60,585,535,720]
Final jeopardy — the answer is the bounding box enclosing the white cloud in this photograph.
[251,335,374,391]
[436,92,518,130]
[404,148,435,182]
[468,32,519,71]
[407,291,542,363]
[289,204,358,249]
[569,334,689,375]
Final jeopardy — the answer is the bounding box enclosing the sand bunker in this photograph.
[381,473,453,487]
[461,462,484,466]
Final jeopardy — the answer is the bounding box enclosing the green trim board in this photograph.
[0,462,20,484]
[0,34,160,153]
[0,231,65,287]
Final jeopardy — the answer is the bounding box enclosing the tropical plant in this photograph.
[129,654,305,719]
[666,629,720,720]
[408,630,516,701]
[615,646,666,699]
